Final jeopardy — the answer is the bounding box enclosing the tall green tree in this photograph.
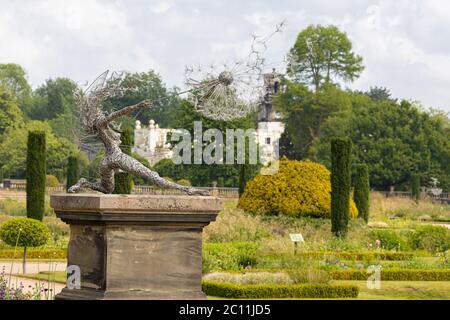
[103,70,180,128]
[66,156,80,192]
[309,93,450,191]
[25,78,78,121]
[287,25,364,90]
[411,174,421,202]
[274,81,352,159]
[354,164,370,223]
[331,138,352,237]
[0,88,24,138]
[26,131,46,221]
[114,128,134,194]
[0,63,31,100]
[0,121,81,179]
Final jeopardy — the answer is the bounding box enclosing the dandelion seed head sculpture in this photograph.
[184,21,286,121]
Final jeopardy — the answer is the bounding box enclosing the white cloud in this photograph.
[0,0,449,111]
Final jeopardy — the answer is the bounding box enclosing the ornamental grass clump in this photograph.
[238,159,358,218]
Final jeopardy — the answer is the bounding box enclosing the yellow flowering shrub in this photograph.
[238,159,358,218]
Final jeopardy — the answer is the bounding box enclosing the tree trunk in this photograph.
[23,246,27,274]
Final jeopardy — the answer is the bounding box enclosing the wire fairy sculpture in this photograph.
[68,22,285,195]
[68,71,209,195]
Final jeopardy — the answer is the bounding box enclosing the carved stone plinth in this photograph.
[50,194,221,300]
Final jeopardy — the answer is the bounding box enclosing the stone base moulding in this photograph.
[50,193,222,300]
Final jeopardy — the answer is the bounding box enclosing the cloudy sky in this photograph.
[1,0,450,112]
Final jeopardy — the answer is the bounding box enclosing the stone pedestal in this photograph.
[50,194,221,300]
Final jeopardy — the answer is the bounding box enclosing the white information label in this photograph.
[289,233,304,242]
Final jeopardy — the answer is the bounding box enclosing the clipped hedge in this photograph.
[202,281,359,299]
[329,269,450,281]
[0,249,66,259]
[331,138,352,237]
[289,251,413,261]
[239,159,358,218]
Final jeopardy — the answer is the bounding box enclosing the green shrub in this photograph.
[354,164,370,223]
[177,179,192,186]
[203,242,259,273]
[0,217,50,248]
[0,199,26,216]
[0,217,51,273]
[369,229,410,251]
[275,251,413,261]
[329,269,450,281]
[0,249,66,259]
[114,128,134,194]
[202,281,359,299]
[408,225,450,253]
[288,268,331,284]
[331,138,352,237]
[66,156,79,191]
[239,159,358,218]
[411,174,420,202]
[45,175,59,188]
[26,131,46,221]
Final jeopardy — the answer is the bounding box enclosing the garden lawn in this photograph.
[21,271,66,284]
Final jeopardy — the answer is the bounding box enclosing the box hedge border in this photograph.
[214,268,450,281]
[329,269,450,281]
[202,281,359,299]
[0,249,66,259]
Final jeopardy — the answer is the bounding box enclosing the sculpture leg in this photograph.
[67,178,111,194]
[68,157,115,194]
[114,153,210,196]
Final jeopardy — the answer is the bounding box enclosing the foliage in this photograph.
[239,159,358,218]
[274,81,352,160]
[408,225,450,253]
[288,268,331,284]
[329,269,450,281]
[45,175,59,188]
[369,193,450,222]
[369,229,410,251]
[203,272,292,285]
[203,205,270,243]
[103,70,180,127]
[0,217,50,248]
[26,131,46,221]
[411,174,420,202]
[287,24,364,90]
[167,99,259,187]
[0,63,31,100]
[114,128,134,194]
[331,138,352,237]
[0,199,27,216]
[66,156,79,191]
[0,88,24,139]
[202,242,259,273]
[176,179,191,186]
[0,121,81,180]
[0,249,66,259]
[202,281,359,299]
[276,81,450,191]
[309,96,450,191]
[354,164,370,222]
[24,78,78,121]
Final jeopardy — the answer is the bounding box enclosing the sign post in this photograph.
[289,233,304,255]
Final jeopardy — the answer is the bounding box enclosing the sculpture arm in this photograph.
[104,100,152,123]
